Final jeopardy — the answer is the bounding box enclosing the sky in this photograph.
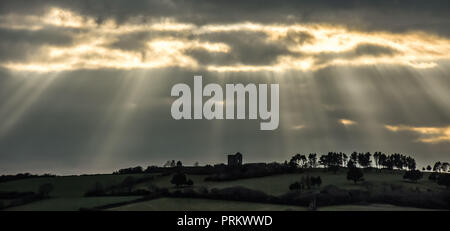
[0,0,449,175]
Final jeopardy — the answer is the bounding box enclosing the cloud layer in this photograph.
[1,7,450,72]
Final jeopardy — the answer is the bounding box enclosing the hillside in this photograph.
[0,168,448,211]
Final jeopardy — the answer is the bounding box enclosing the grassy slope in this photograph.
[108,197,308,211]
[318,204,439,211]
[0,169,446,211]
[108,198,439,211]
[137,169,442,196]
[0,174,152,211]
[5,196,141,211]
[0,173,155,197]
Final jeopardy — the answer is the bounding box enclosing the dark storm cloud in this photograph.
[0,0,448,70]
[282,31,316,46]
[106,30,303,66]
[1,0,450,36]
[107,32,154,52]
[187,31,298,66]
[0,28,74,46]
[314,43,400,65]
[0,27,75,61]
[352,43,399,57]
[106,31,190,51]
[104,30,400,68]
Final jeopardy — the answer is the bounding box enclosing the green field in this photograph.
[108,197,308,211]
[1,170,440,199]
[5,196,141,211]
[318,204,439,211]
[0,173,151,210]
[0,173,155,197]
[0,169,447,211]
[136,169,441,196]
[108,198,437,211]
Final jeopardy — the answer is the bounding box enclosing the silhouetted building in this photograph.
[228,152,243,167]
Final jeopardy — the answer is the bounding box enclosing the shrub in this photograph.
[289,175,322,191]
[311,176,322,187]
[429,172,440,182]
[403,170,423,182]
[38,183,54,197]
[148,183,159,193]
[437,174,450,189]
[209,187,272,203]
[113,166,144,175]
[317,185,353,206]
[121,176,136,193]
[347,167,364,184]
[84,182,105,197]
[171,172,187,187]
[204,163,303,182]
[279,191,315,206]
[289,182,302,191]
[196,186,208,195]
